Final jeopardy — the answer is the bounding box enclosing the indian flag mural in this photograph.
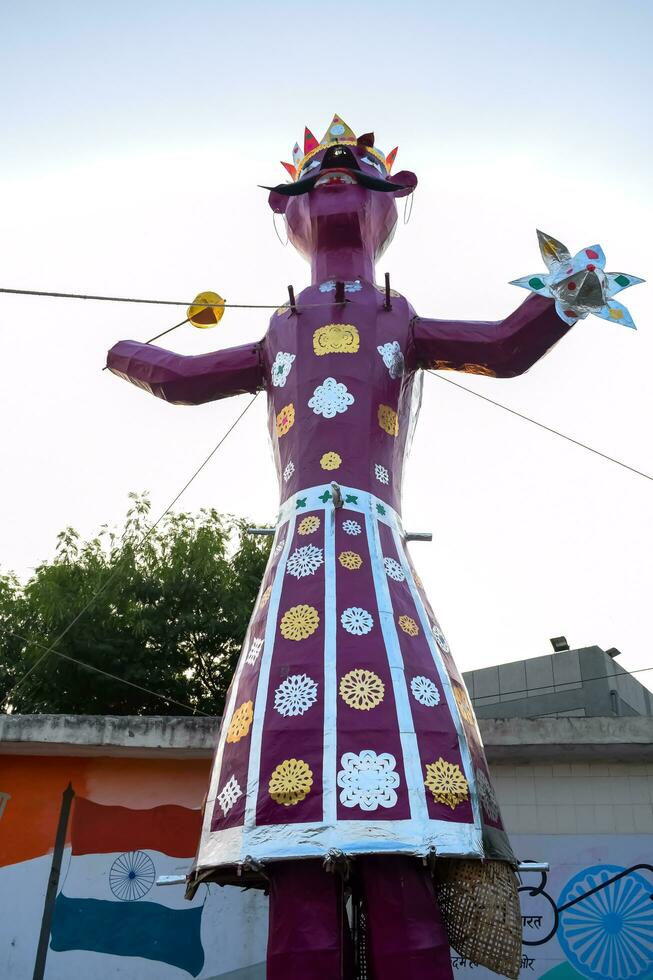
[1,755,268,979]
[50,798,205,976]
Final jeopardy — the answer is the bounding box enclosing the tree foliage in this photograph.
[1,494,270,716]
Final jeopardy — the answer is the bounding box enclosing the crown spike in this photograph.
[304,127,319,155]
[385,147,398,172]
[321,114,356,144]
[281,161,297,180]
[292,143,302,166]
[357,132,375,148]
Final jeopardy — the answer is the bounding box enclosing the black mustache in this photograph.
[262,170,405,197]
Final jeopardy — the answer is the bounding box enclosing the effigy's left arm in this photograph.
[410,294,572,379]
[106,339,264,405]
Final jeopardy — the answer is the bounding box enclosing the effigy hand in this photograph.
[510,229,644,328]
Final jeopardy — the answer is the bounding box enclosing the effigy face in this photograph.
[267,139,417,265]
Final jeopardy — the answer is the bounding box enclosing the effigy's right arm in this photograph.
[105,339,264,405]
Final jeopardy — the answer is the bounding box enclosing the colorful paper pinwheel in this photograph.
[511,230,644,328]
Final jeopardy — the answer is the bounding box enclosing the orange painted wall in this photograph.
[0,755,211,868]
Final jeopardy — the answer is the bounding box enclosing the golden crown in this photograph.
[281,114,398,182]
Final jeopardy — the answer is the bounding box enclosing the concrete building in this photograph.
[463,643,653,720]
[2,710,652,980]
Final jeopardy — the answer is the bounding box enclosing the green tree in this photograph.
[1,494,270,715]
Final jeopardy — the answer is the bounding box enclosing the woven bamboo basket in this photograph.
[433,858,522,979]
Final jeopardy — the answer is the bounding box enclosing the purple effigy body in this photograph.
[109,285,565,876]
[108,116,572,977]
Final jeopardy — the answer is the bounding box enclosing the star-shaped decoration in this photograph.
[376,503,386,516]
[345,494,358,504]
[319,490,332,503]
[296,497,307,509]
[511,230,644,328]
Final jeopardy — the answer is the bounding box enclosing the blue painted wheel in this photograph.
[557,864,653,980]
[109,850,156,901]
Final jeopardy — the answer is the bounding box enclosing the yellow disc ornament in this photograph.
[187,291,226,328]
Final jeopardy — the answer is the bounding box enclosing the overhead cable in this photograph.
[7,632,210,716]
[0,286,342,311]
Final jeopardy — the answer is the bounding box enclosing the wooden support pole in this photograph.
[335,281,346,306]
[384,272,392,311]
[287,285,298,315]
[33,783,75,980]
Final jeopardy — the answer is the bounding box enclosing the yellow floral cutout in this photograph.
[269,758,313,806]
[226,700,254,743]
[313,323,360,356]
[398,614,419,636]
[453,685,475,726]
[320,451,342,471]
[280,604,320,641]
[424,758,469,810]
[276,404,295,437]
[260,584,272,609]
[339,550,362,570]
[298,515,320,536]
[339,669,385,711]
[378,404,399,437]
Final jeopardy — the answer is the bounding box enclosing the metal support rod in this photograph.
[247,527,276,536]
[146,316,190,345]
[330,482,343,508]
[287,285,298,315]
[405,532,433,542]
[384,272,392,311]
[102,316,190,371]
[335,281,346,305]
[517,862,550,873]
[156,875,188,886]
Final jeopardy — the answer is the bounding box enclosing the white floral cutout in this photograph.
[475,768,500,822]
[246,637,264,666]
[374,463,389,485]
[341,606,374,635]
[377,341,405,379]
[338,750,399,811]
[286,544,324,579]
[308,377,354,419]
[274,673,318,717]
[319,279,362,293]
[342,519,362,536]
[272,351,296,388]
[383,557,405,582]
[411,675,441,707]
[431,620,450,653]
[217,775,242,816]
[283,460,295,482]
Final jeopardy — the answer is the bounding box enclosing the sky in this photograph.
[1,0,652,692]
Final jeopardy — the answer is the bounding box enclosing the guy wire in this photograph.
[428,370,653,483]
[5,393,260,703]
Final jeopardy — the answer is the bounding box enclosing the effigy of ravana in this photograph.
[106,115,642,980]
